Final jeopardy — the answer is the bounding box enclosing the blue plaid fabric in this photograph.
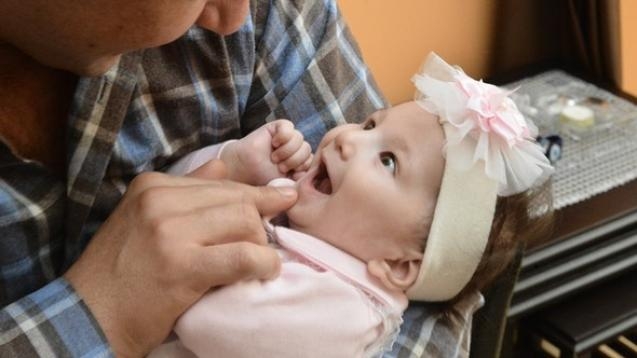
[0,0,479,356]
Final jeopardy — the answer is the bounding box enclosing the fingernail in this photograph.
[275,187,297,197]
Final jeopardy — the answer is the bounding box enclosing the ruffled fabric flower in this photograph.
[412,53,553,196]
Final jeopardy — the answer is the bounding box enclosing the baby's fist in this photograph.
[269,120,312,177]
[223,120,312,185]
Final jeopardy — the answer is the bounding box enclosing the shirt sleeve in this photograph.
[0,278,112,357]
[386,291,484,358]
[0,144,112,357]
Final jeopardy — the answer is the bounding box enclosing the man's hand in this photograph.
[221,119,312,185]
[64,161,297,357]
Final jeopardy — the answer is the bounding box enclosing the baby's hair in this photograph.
[452,181,554,301]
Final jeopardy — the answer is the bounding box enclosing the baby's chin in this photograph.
[283,204,327,241]
[283,206,303,231]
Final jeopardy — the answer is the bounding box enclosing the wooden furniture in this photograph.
[504,179,637,357]
[521,269,637,357]
[466,67,637,358]
[499,79,637,357]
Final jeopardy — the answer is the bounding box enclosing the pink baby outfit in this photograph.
[151,225,407,358]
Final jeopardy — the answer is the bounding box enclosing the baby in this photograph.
[150,53,554,358]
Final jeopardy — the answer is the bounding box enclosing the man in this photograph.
[0,0,478,356]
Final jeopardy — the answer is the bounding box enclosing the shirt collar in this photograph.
[65,51,143,259]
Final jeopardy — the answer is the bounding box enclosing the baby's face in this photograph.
[288,101,445,262]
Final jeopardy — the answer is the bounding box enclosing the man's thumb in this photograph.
[255,184,298,217]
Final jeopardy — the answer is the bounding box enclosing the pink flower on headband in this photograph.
[412,53,553,196]
[456,75,530,147]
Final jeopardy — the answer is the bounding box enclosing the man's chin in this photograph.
[71,55,121,77]
[47,54,121,77]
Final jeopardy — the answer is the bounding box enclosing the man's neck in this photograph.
[0,43,76,176]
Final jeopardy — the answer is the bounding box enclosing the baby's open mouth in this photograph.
[312,160,332,195]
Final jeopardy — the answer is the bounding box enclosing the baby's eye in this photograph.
[363,119,376,130]
[380,152,397,175]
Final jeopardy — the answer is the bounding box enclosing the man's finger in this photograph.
[190,243,281,290]
[128,168,231,196]
[177,203,270,246]
[148,178,296,214]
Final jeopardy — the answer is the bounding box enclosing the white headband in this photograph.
[406,53,553,301]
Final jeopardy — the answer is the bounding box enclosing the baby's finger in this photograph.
[290,155,313,180]
[291,170,308,181]
[278,142,312,173]
[271,132,304,163]
[270,120,295,148]
[299,154,313,171]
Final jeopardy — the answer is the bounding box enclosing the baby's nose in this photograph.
[335,130,361,160]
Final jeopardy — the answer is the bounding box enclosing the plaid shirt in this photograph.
[0,0,480,356]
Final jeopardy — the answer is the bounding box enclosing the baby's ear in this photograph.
[367,254,422,292]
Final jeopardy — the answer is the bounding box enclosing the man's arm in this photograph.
[0,154,108,356]
[0,162,292,357]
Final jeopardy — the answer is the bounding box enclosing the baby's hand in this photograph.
[222,119,312,185]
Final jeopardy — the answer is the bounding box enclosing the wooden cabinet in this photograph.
[502,139,637,357]
[478,68,637,357]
